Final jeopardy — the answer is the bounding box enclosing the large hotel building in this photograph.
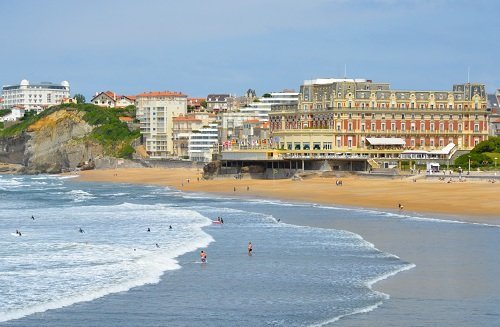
[266,78,488,168]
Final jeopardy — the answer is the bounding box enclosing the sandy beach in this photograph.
[75,167,500,225]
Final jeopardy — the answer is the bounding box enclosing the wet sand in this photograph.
[75,168,500,225]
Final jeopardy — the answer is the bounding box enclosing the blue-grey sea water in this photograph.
[0,174,499,326]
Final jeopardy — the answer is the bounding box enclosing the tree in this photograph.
[74,94,86,104]
[262,93,272,98]
[200,100,207,108]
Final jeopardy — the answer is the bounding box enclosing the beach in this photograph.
[2,171,499,326]
[76,167,500,225]
[73,167,500,326]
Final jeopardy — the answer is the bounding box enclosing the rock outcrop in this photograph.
[0,109,121,174]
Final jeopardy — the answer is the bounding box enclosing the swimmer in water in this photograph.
[200,250,207,263]
[247,241,253,255]
[169,225,172,230]
[79,228,85,233]
[147,228,151,232]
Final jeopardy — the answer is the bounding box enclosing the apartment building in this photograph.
[1,79,70,112]
[172,112,214,158]
[240,91,299,122]
[188,123,219,162]
[137,91,187,158]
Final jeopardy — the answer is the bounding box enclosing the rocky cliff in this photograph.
[0,109,109,174]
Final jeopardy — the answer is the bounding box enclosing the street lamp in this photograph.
[468,155,471,175]
[495,157,498,170]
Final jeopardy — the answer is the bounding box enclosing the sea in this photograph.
[0,174,499,326]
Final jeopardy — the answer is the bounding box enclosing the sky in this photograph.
[0,0,499,99]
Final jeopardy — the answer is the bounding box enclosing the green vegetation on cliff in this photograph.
[0,103,140,159]
[0,108,54,137]
[65,103,140,158]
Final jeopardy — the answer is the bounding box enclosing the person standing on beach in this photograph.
[247,242,253,255]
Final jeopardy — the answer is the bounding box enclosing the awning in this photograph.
[430,143,456,155]
[366,137,406,146]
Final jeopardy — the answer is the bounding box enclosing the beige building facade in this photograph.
[269,79,489,163]
[137,91,187,158]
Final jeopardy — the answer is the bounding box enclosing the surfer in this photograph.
[79,228,85,233]
[31,215,35,220]
[156,243,160,248]
[200,250,207,263]
[247,241,253,255]
[169,225,172,230]
[220,217,224,224]
[147,227,151,232]
[277,218,281,223]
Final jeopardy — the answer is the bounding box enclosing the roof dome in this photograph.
[20,79,29,86]
[61,81,70,87]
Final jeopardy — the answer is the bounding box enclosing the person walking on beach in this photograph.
[247,242,253,255]
[200,250,207,263]
[398,203,404,211]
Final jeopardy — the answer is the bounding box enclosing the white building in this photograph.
[137,91,187,158]
[0,107,25,122]
[1,80,70,112]
[239,91,299,122]
[188,123,219,162]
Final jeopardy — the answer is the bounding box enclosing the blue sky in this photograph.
[1,0,498,98]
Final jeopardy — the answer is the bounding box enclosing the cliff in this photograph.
[0,108,140,174]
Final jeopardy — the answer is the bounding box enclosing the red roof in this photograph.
[137,91,186,98]
[173,116,202,122]
[118,116,134,122]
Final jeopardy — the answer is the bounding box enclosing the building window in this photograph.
[361,124,365,131]
[381,123,386,131]
[371,123,375,131]
[401,124,406,131]
[336,124,341,131]
[323,142,332,150]
[430,139,435,147]
[474,124,479,132]
[348,123,352,131]
[391,123,395,131]
[420,124,425,132]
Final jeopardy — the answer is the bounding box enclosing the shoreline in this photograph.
[73,167,500,226]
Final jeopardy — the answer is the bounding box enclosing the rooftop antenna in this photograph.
[344,64,347,79]
[467,66,470,84]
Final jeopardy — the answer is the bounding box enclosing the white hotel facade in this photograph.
[137,91,187,158]
[1,79,70,112]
